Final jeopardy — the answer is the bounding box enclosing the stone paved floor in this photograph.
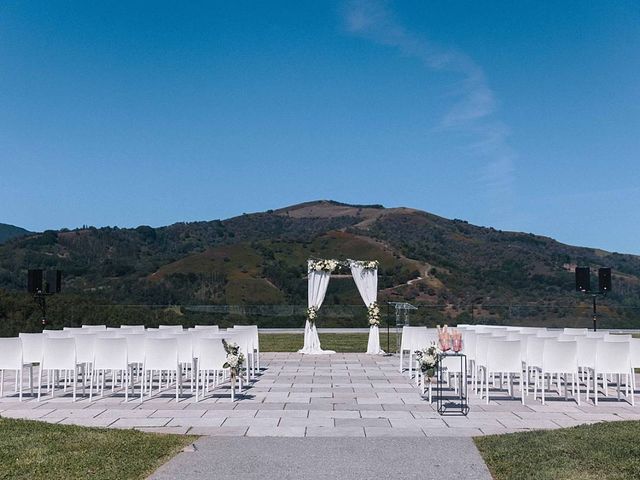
[1,353,638,437]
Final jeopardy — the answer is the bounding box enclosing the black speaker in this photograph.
[575,267,590,292]
[27,269,43,293]
[44,270,62,294]
[599,268,611,293]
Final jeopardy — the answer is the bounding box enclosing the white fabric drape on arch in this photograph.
[350,263,384,355]
[298,266,335,354]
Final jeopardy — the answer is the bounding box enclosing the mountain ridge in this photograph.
[0,200,638,327]
[0,223,32,244]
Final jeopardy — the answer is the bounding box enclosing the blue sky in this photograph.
[1,1,639,253]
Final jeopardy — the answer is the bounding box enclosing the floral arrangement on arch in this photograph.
[367,301,381,327]
[222,339,245,379]
[306,306,318,325]
[415,343,441,379]
[308,259,339,273]
[351,260,379,270]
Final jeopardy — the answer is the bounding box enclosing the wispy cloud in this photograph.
[343,0,516,208]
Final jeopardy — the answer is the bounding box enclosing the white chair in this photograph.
[144,329,168,338]
[536,340,580,406]
[524,336,546,397]
[233,325,260,371]
[141,338,181,401]
[120,325,145,331]
[166,333,194,392]
[38,337,79,401]
[604,334,632,343]
[630,338,640,392]
[563,328,588,335]
[482,339,524,404]
[193,325,219,331]
[90,338,130,401]
[576,337,598,391]
[43,330,70,338]
[400,327,429,377]
[124,333,146,383]
[73,333,97,396]
[198,332,244,391]
[473,334,493,394]
[81,325,106,331]
[194,338,235,401]
[557,334,578,342]
[535,331,559,338]
[158,325,183,333]
[19,333,43,397]
[0,338,23,400]
[232,327,257,380]
[463,331,477,382]
[591,341,634,406]
[94,330,121,338]
[586,332,608,339]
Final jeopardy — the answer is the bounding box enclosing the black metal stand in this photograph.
[436,353,469,416]
[33,292,52,326]
[584,292,605,332]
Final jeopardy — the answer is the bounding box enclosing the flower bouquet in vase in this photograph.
[452,330,463,353]
[437,324,451,352]
[415,343,441,382]
[222,339,245,400]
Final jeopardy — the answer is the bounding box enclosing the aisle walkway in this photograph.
[1,353,638,437]
[150,437,492,480]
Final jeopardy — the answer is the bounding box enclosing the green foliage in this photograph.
[0,417,196,480]
[0,223,32,244]
[475,420,640,480]
[0,201,639,331]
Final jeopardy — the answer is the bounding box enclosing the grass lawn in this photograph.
[474,420,640,480]
[0,417,197,480]
[259,333,399,353]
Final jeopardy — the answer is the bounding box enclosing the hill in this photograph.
[0,200,639,330]
[0,223,32,244]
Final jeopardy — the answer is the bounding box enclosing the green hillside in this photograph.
[0,223,32,244]
[0,200,639,331]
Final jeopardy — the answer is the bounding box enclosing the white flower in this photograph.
[226,354,239,368]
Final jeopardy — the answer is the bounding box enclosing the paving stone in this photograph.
[202,409,257,418]
[360,410,414,419]
[150,409,206,418]
[306,426,365,437]
[308,410,360,419]
[222,417,280,428]
[3,353,637,438]
[365,427,425,437]
[188,426,248,436]
[96,409,153,418]
[1,409,55,419]
[278,417,334,427]
[58,416,117,427]
[168,417,225,427]
[422,427,484,437]
[389,418,448,429]
[111,417,172,428]
[334,418,390,427]
[246,426,306,437]
[42,408,104,418]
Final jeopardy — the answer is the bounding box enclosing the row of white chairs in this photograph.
[459,325,639,406]
[400,325,639,406]
[0,325,260,402]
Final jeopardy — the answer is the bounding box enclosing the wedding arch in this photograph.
[298,258,384,355]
